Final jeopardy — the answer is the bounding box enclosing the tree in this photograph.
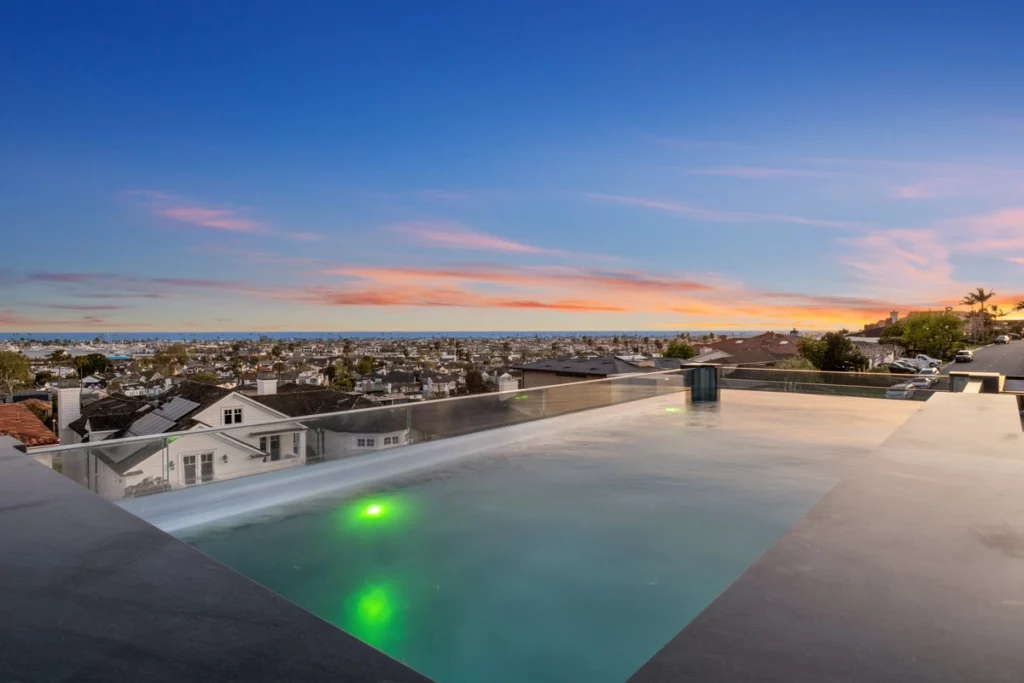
[877,321,906,347]
[0,351,32,394]
[355,356,375,376]
[73,353,113,377]
[465,369,488,394]
[774,356,816,370]
[190,371,220,384]
[332,376,355,391]
[153,343,189,373]
[663,339,696,359]
[35,370,54,386]
[798,333,867,371]
[901,312,964,360]
[971,287,996,311]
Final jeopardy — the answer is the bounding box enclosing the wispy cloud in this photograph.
[0,309,151,330]
[582,193,868,229]
[393,222,567,255]
[127,190,326,240]
[37,304,126,311]
[160,206,265,233]
[687,166,831,178]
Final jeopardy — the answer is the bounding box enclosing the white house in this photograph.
[62,381,307,499]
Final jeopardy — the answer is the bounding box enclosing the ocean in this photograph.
[0,330,764,343]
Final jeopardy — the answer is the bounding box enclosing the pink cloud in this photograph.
[894,184,935,199]
[582,193,866,229]
[394,222,566,255]
[160,206,264,233]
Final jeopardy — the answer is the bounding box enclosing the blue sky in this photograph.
[4,1,1024,332]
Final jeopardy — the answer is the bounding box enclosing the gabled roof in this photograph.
[250,389,372,417]
[72,381,234,440]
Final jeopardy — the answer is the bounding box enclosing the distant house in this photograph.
[701,331,801,359]
[686,347,780,367]
[513,356,682,389]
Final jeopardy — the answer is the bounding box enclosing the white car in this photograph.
[885,383,917,399]
[914,354,942,367]
[907,376,936,389]
[955,349,974,363]
[917,367,939,377]
[995,335,1010,345]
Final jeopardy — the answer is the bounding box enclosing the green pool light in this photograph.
[365,504,383,516]
[664,407,681,413]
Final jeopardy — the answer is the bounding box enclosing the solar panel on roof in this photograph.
[127,413,176,436]
[154,397,200,422]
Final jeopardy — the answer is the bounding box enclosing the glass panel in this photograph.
[30,369,690,502]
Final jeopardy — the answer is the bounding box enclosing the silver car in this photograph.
[885,382,917,399]
[907,376,936,389]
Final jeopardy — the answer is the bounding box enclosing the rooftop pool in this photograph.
[165,391,919,683]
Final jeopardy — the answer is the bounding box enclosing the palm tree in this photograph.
[973,287,996,310]
[49,349,71,379]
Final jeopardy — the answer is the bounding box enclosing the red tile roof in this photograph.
[0,403,59,447]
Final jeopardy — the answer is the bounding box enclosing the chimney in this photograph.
[890,310,899,324]
[256,373,278,396]
[57,380,82,442]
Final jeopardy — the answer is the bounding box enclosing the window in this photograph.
[292,432,300,455]
[357,437,376,448]
[200,452,214,483]
[223,407,242,425]
[383,435,401,446]
[182,455,197,485]
[260,435,281,461]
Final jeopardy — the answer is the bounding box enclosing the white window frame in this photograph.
[292,432,300,455]
[223,407,243,425]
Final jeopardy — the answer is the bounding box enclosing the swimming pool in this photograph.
[178,391,918,683]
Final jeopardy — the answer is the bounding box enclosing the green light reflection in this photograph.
[664,407,681,413]
[334,493,414,536]
[344,581,402,651]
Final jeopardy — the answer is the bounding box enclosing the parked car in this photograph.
[908,376,936,389]
[1010,333,1021,340]
[994,335,1010,345]
[888,361,920,374]
[955,349,974,362]
[885,382,917,399]
[917,367,940,377]
[914,354,942,367]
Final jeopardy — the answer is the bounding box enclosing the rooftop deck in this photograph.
[2,380,1022,682]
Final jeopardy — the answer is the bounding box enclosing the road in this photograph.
[939,341,1024,376]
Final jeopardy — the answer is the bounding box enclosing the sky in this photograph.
[4,1,1024,333]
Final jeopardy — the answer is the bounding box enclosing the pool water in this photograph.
[184,397,880,683]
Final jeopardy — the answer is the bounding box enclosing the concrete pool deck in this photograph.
[631,391,1024,682]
